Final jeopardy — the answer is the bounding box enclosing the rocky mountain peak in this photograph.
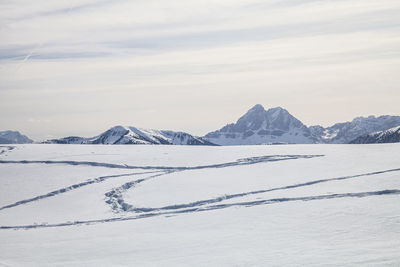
[248,104,265,112]
[204,105,313,145]
[350,125,400,144]
[0,130,33,144]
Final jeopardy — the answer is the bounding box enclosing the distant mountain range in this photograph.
[309,115,400,144]
[350,126,400,144]
[204,105,316,145]
[203,105,400,145]
[0,130,33,144]
[44,126,215,146]
[2,105,400,145]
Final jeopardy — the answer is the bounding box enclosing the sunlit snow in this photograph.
[0,144,399,266]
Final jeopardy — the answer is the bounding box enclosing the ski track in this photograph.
[0,170,164,211]
[0,146,15,156]
[1,189,399,230]
[1,152,400,230]
[105,170,178,212]
[119,167,400,213]
[0,155,318,212]
[0,154,323,171]
[104,155,320,212]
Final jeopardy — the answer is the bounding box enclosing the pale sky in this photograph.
[1,0,400,141]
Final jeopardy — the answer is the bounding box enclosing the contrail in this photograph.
[12,43,42,74]
[21,51,33,63]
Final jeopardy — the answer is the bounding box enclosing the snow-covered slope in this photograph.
[310,115,400,144]
[0,130,33,144]
[1,144,400,266]
[204,105,315,145]
[204,105,400,145]
[45,126,215,146]
[350,125,400,144]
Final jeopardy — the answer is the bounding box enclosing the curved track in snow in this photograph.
[1,151,400,230]
[0,154,322,170]
[113,167,400,213]
[1,189,400,230]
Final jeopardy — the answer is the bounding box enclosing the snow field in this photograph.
[0,143,399,266]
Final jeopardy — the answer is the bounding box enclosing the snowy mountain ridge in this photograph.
[204,105,400,145]
[204,105,316,145]
[350,125,400,144]
[3,105,400,145]
[310,115,400,144]
[44,126,215,146]
[0,130,33,144]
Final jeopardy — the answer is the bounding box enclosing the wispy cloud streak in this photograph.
[0,0,400,139]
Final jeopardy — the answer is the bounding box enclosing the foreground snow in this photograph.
[0,144,399,266]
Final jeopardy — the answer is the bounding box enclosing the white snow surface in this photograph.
[1,144,400,266]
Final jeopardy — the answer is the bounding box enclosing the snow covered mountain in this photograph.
[11,107,400,146]
[349,125,400,144]
[310,115,400,144]
[45,126,215,146]
[0,130,33,144]
[204,105,315,145]
[203,105,400,145]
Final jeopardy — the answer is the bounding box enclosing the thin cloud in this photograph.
[0,0,399,139]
